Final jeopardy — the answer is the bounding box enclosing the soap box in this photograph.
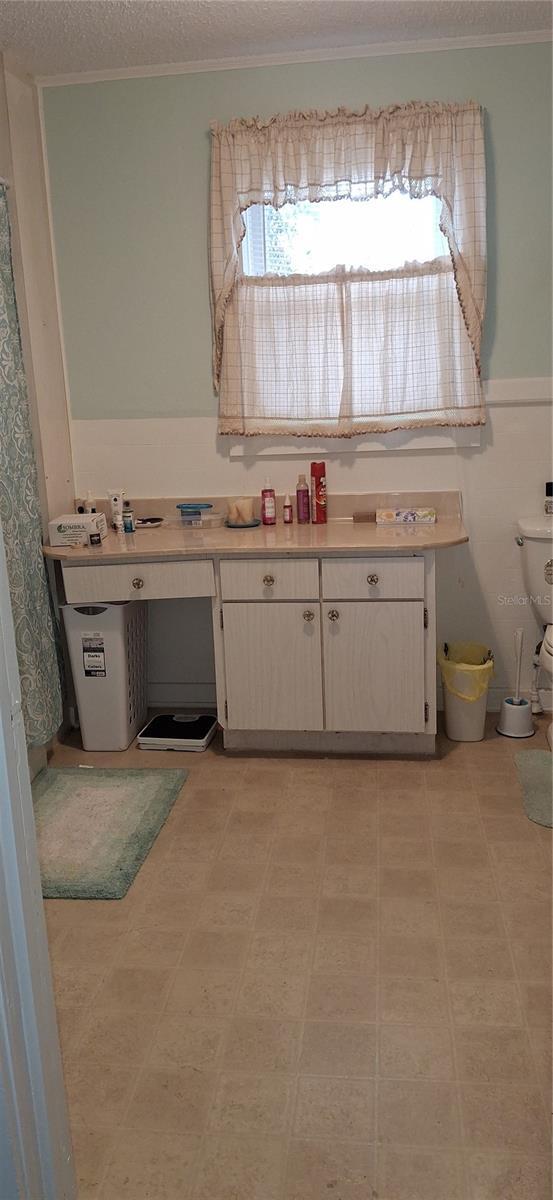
[376,508,436,524]
[48,512,108,546]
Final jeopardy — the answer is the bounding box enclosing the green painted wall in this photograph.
[43,43,552,420]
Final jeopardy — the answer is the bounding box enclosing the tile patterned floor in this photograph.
[45,717,552,1199]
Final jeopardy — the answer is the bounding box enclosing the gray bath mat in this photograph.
[515,751,552,828]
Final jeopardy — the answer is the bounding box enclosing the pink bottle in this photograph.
[296,474,310,524]
[261,478,276,525]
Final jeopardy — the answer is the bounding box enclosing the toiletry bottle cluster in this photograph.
[261,463,327,525]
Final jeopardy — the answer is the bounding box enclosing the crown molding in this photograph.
[37,28,552,88]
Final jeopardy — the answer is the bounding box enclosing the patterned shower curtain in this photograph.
[0,184,62,745]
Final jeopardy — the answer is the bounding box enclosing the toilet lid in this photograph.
[544,626,553,654]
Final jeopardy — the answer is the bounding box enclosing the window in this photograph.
[242,193,448,276]
[210,102,486,437]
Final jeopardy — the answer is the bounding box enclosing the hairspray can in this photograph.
[310,462,327,524]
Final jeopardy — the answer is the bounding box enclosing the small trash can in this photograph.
[438,641,494,742]
[62,601,147,750]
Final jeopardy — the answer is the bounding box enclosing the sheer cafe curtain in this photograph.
[209,100,487,437]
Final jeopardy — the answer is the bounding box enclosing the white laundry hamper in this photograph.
[62,601,147,750]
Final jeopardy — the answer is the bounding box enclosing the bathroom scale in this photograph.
[137,713,218,751]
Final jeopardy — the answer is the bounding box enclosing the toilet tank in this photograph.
[517,518,553,625]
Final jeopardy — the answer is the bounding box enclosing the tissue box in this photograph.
[376,508,436,524]
[48,512,108,546]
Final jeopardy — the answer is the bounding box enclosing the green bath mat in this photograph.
[515,751,552,828]
[33,767,187,899]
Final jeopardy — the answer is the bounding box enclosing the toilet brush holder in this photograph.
[497,697,535,738]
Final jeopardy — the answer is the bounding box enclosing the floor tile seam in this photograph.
[101,901,219,1153]
[372,782,383,1189]
[177,1017,236,1200]
[178,1118,213,1198]
[377,862,441,903]
[173,836,273,977]
[65,1007,164,1071]
[484,839,551,1123]
[427,793,474,1200]
[98,987,176,1139]
[205,1072,299,1146]
[91,1052,167,1200]
[280,794,331,1185]
[297,1011,378,1026]
[378,966,447,984]
[375,1122,467,1149]
[58,956,122,1054]
[376,1061,463,1084]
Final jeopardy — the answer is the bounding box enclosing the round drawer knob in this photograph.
[132,577,144,590]
[263,574,275,587]
[367,574,379,586]
[303,610,315,622]
[328,609,340,622]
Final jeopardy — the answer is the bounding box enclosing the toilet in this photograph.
[518,517,553,747]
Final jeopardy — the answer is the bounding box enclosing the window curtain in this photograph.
[210,100,486,436]
[0,185,62,746]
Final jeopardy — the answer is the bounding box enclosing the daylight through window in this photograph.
[242,194,449,276]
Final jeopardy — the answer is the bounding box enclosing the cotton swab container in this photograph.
[497,628,535,738]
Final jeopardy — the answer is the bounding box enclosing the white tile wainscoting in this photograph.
[70,379,552,710]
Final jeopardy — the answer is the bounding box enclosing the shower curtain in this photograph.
[0,184,62,746]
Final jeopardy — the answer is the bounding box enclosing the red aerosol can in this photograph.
[310,462,327,524]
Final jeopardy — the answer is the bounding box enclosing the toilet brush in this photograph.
[497,628,535,738]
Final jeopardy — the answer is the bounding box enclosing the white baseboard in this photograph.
[147,682,217,707]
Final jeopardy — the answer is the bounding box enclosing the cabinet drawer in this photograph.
[62,559,215,603]
[220,559,319,601]
[322,557,424,600]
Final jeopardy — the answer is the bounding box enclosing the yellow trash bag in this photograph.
[438,641,494,703]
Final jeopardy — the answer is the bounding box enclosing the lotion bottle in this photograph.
[296,474,310,524]
[261,478,276,526]
[283,493,293,524]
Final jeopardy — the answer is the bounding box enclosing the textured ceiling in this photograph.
[0,0,550,79]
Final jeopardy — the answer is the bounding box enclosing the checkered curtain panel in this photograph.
[210,101,486,437]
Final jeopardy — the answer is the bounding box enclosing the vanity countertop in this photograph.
[44,516,468,564]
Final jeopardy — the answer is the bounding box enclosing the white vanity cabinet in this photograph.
[46,497,466,755]
[219,554,433,742]
[56,541,438,753]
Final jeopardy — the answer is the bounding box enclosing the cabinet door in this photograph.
[323,601,426,732]
[223,603,323,730]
